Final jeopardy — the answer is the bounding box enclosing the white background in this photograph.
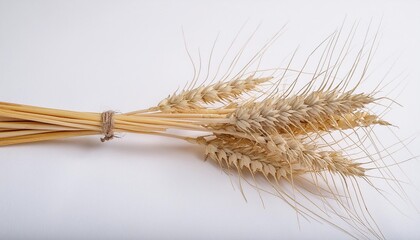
[1,0,420,239]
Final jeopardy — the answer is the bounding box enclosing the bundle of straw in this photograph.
[0,29,410,239]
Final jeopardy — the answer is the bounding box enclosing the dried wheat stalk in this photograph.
[0,29,412,239]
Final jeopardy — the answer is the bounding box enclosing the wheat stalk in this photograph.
[0,28,412,240]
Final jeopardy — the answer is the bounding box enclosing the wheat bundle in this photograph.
[0,28,412,239]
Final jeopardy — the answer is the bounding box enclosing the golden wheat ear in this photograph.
[156,76,272,112]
